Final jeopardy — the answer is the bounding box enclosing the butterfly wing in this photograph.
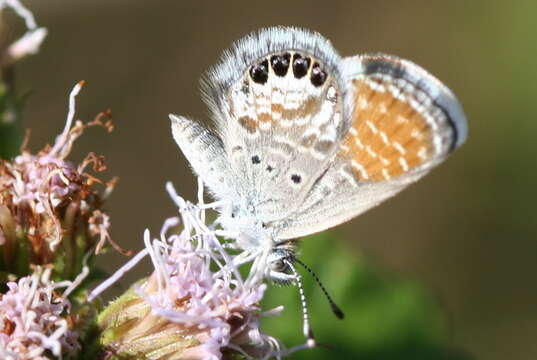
[170,114,237,200]
[273,54,467,239]
[203,27,350,223]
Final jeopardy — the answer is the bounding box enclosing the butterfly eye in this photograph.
[270,259,288,273]
[270,53,291,77]
[249,59,269,84]
[311,63,327,87]
[292,53,311,78]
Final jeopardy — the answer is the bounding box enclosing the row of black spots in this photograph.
[292,54,327,87]
[251,155,272,172]
[251,155,302,184]
[250,54,291,84]
[249,52,327,87]
[250,155,300,182]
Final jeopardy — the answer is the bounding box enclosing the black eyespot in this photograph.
[251,155,261,164]
[262,222,267,228]
[231,212,236,218]
[266,165,274,172]
[270,53,291,77]
[292,53,311,78]
[249,59,269,84]
[311,63,327,87]
[291,174,301,184]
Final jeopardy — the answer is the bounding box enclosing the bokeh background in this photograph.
[3,1,537,359]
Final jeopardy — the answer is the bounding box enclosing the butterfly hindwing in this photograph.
[202,28,348,223]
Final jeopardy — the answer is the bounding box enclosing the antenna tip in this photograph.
[332,304,345,319]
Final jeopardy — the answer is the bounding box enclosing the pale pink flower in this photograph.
[0,82,122,274]
[0,268,80,360]
[94,183,282,359]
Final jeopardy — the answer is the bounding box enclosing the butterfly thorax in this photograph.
[217,198,304,284]
[217,202,275,251]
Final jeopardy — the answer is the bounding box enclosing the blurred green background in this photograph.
[3,1,537,359]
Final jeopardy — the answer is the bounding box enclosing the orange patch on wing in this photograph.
[270,96,321,122]
[238,116,258,134]
[340,78,434,181]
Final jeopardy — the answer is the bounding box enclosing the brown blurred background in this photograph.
[11,1,537,359]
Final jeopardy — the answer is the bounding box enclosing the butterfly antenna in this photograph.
[293,257,345,319]
[285,260,316,348]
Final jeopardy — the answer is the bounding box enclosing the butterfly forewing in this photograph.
[338,54,463,182]
[274,54,467,239]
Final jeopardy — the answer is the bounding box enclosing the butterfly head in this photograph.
[265,242,300,285]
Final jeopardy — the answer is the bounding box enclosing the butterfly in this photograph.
[170,26,466,301]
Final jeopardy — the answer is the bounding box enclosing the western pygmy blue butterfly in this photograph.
[170,27,467,346]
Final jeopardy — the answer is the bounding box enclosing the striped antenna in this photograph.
[293,257,344,319]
